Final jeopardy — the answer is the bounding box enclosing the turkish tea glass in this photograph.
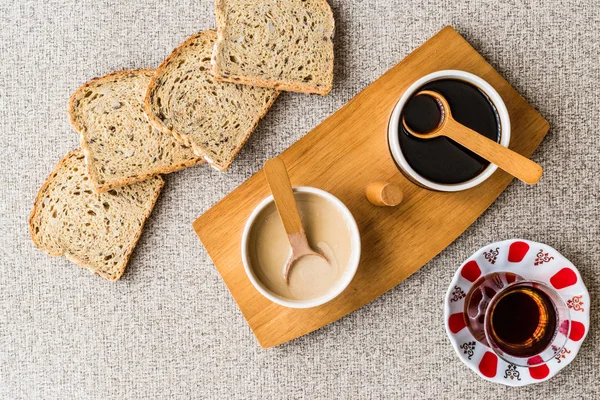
[463,273,570,367]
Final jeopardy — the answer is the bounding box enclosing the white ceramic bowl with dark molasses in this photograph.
[388,70,511,192]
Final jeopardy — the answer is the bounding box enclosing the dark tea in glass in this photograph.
[486,285,557,358]
[463,274,570,367]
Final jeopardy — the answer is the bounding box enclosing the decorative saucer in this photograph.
[444,239,590,386]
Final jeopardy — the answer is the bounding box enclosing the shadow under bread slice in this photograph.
[29,150,163,281]
[69,69,203,193]
[144,30,278,171]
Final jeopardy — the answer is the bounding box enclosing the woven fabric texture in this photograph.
[1,0,598,398]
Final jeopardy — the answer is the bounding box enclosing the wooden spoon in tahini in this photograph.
[263,157,329,283]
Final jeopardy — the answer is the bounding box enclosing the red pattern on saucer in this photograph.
[529,364,550,380]
[479,352,498,378]
[444,239,590,386]
[569,321,585,341]
[508,241,529,262]
[461,260,481,282]
[550,268,578,289]
[448,313,467,334]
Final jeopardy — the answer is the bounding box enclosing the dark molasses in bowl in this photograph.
[398,79,501,185]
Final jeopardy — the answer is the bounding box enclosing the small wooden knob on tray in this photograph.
[365,182,403,207]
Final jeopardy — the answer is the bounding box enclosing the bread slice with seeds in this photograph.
[69,69,203,192]
[144,30,278,171]
[211,0,335,95]
[29,150,163,281]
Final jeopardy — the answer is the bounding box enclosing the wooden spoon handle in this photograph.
[264,158,305,236]
[444,121,543,184]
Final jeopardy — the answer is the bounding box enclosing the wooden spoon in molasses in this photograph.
[402,90,543,184]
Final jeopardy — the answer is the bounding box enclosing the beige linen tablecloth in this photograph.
[1,0,598,398]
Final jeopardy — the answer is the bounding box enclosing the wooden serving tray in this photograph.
[193,26,549,348]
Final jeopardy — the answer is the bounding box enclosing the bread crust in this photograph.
[29,150,164,281]
[29,150,79,258]
[68,69,203,192]
[211,0,335,96]
[144,30,279,171]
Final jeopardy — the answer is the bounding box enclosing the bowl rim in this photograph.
[387,69,511,192]
[241,186,361,309]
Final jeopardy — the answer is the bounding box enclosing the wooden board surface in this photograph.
[193,26,549,348]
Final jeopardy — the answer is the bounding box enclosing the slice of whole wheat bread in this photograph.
[69,69,203,192]
[29,150,164,281]
[144,30,279,171]
[211,0,335,95]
